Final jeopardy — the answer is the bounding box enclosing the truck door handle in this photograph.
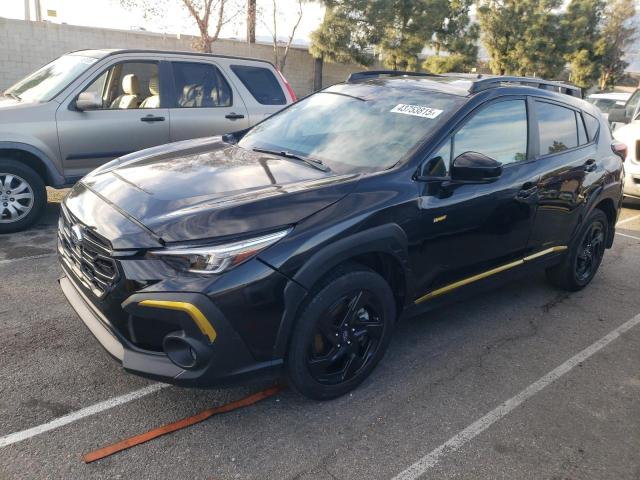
[140,115,165,122]
[225,113,245,120]
[517,182,538,199]
[584,159,597,172]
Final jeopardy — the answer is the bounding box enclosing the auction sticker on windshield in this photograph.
[390,104,443,119]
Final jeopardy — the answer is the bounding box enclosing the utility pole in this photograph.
[247,0,256,43]
[24,0,31,20]
[34,0,42,21]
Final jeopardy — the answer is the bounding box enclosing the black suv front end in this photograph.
[57,183,300,387]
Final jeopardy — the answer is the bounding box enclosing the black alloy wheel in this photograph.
[287,264,395,400]
[546,208,609,291]
[574,219,606,283]
[307,290,385,385]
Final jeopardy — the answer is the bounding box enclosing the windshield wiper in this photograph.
[253,147,330,172]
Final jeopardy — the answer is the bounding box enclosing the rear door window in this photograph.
[230,65,286,105]
[536,101,578,155]
[170,62,232,108]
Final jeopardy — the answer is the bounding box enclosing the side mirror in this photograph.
[75,91,102,111]
[608,107,629,124]
[451,151,502,182]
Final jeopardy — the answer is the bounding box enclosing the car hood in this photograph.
[81,138,359,244]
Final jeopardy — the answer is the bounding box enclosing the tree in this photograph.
[262,0,304,72]
[477,0,566,78]
[309,2,377,67]
[310,0,451,71]
[423,53,471,73]
[424,0,479,73]
[247,0,256,43]
[562,0,605,88]
[119,0,242,53]
[596,0,637,90]
[432,0,478,62]
[375,0,449,71]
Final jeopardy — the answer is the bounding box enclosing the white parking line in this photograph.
[0,253,57,265]
[617,232,640,241]
[0,383,168,448]
[392,312,640,480]
[617,213,640,226]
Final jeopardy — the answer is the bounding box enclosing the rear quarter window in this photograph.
[583,113,600,142]
[230,65,286,105]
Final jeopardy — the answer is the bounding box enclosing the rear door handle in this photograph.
[584,159,597,172]
[140,115,165,122]
[225,113,245,120]
[517,182,538,199]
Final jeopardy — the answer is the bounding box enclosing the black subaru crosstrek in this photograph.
[58,72,625,400]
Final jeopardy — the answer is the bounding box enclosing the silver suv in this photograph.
[0,49,296,233]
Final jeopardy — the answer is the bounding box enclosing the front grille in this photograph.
[58,206,118,298]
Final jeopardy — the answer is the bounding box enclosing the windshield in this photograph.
[4,54,98,103]
[238,84,464,174]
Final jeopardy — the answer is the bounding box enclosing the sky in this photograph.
[0,0,325,45]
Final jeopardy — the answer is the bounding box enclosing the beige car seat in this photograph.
[210,84,231,107]
[180,84,205,107]
[140,76,160,109]
[110,74,140,109]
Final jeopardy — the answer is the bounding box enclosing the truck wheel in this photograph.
[0,159,46,234]
[545,209,608,291]
[286,263,396,400]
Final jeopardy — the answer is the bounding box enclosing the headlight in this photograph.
[150,228,291,274]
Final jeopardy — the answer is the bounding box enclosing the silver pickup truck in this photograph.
[0,48,296,232]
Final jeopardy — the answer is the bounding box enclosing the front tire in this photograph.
[0,159,46,234]
[286,264,396,400]
[546,209,608,291]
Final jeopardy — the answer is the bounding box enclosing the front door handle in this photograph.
[225,113,245,120]
[584,159,597,172]
[517,182,538,199]
[140,115,165,122]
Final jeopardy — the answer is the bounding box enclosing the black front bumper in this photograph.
[59,268,283,387]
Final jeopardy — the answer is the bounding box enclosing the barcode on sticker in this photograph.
[390,104,443,119]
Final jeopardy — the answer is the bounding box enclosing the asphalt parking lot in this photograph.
[1,190,639,480]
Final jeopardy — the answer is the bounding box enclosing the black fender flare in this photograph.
[0,141,65,186]
[273,223,412,358]
[582,180,621,248]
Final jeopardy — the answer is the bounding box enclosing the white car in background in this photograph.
[613,111,640,199]
[586,92,631,119]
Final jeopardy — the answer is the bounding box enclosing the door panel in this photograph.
[409,98,538,299]
[56,60,170,177]
[412,164,538,297]
[167,60,249,141]
[526,101,596,251]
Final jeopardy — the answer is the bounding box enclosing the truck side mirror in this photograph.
[608,107,629,124]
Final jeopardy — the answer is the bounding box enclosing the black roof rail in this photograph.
[347,70,440,82]
[468,76,582,98]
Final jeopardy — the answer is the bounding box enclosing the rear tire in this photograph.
[545,209,608,291]
[286,263,396,400]
[0,159,46,234]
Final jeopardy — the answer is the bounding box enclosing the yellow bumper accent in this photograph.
[415,245,568,305]
[138,300,217,343]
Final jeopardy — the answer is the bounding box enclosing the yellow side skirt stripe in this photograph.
[138,300,217,343]
[415,246,567,304]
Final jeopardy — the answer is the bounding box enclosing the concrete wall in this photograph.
[0,17,374,96]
